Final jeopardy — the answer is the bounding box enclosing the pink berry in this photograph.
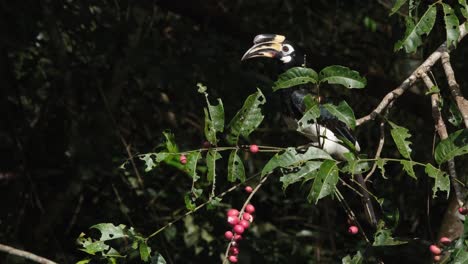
[234,234,242,241]
[458,207,468,215]
[229,246,240,255]
[179,155,187,164]
[439,237,451,245]
[433,255,441,262]
[429,245,442,255]
[249,144,259,153]
[231,241,238,247]
[233,224,245,234]
[242,212,252,221]
[227,216,240,226]
[224,231,233,240]
[228,255,238,263]
[227,209,239,217]
[348,225,359,235]
[245,204,255,214]
[239,219,250,229]
[244,186,253,193]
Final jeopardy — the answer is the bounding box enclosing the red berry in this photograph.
[227,209,239,217]
[439,237,451,245]
[233,224,245,234]
[245,204,255,214]
[244,186,253,193]
[242,212,252,221]
[234,234,242,241]
[227,216,240,226]
[229,246,240,255]
[429,245,442,255]
[458,207,468,215]
[224,231,233,240]
[179,155,187,164]
[433,255,441,262]
[348,225,359,235]
[239,219,250,229]
[249,144,259,153]
[228,255,238,263]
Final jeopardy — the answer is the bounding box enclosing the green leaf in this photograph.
[448,101,463,127]
[451,249,468,264]
[91,223,127,241]
[279,161,322,190]
[185,151,201,181]
[376,159,388,179]
[204,108,216,144]
[206,150,221,182]
[184,193,196,211]
[262,147,332,177]
[77,259,91,264]
[322,101,356,130]
[199,85,224,144]
[425,164,450,199]
[460,0,468,19]
[308,160,339,204]
[297,103,321,132]
[434,129,468,164]
[424,85,440,95]
[139,242,151,262]
[342,251,364,264]
[162,131,178,153]
[394,5,437,53]
[400,160,416,179]
[273,67,318,91]
[303,94,320,110]
[390,0,408,15]
[389,121,412,159]
[342,159,371,174]
[318,65,367,89]
[373,227,408,246]
[227,150,245,182]
[442,3,460,49]
[226,89,266,144]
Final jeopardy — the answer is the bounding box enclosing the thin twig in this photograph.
[0,244,58,264]
[364,120,386,182]
[420,73,464,207]
[357,22,468,126]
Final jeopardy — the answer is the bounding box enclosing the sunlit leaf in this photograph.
[162,131,178,153]
[394,5,437,53]
[308,160,339,204]
[227,150,245,182]
[185,151,201,181]
[442,3,460,49]
[91,223,127,241]
[297,103,321,132]
[262,147,332,177]
[389,121,412,159]
[139,242,151,262]
[206,150,221,182]
[226,89,266,144]
[376,159,387,179]
[460,0,468,19]
[448,101,463,127]
[342,251,363,264]
[400,160,416,179]
[434,129,468,164]
[373,227,408,246]
[151,253,167,264]
[425,164,450,199]
[390,0,408,16]
[322,101,356,129]
[273,67,318,91]
[318,65,367,89]
[184,193,196,211]
[279,161,322,190]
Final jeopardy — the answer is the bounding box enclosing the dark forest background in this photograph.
[1,0,467,263]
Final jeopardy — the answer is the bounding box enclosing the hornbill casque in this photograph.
[241,34,377,226]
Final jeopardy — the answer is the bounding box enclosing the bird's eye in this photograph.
[281,44,294,55]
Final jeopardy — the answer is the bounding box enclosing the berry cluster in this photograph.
[429,237,452,262]
[224,189,256,263]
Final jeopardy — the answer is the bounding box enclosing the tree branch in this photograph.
[0,244,57,264]
[440,52,468,128]
[356,22,468,126]
[420,73,464,207]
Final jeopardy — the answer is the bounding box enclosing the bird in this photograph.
[241,34,360,160]
[241,34,377,227]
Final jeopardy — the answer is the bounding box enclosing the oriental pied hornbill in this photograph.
[241,34,377,226]
[241,34,360,160]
